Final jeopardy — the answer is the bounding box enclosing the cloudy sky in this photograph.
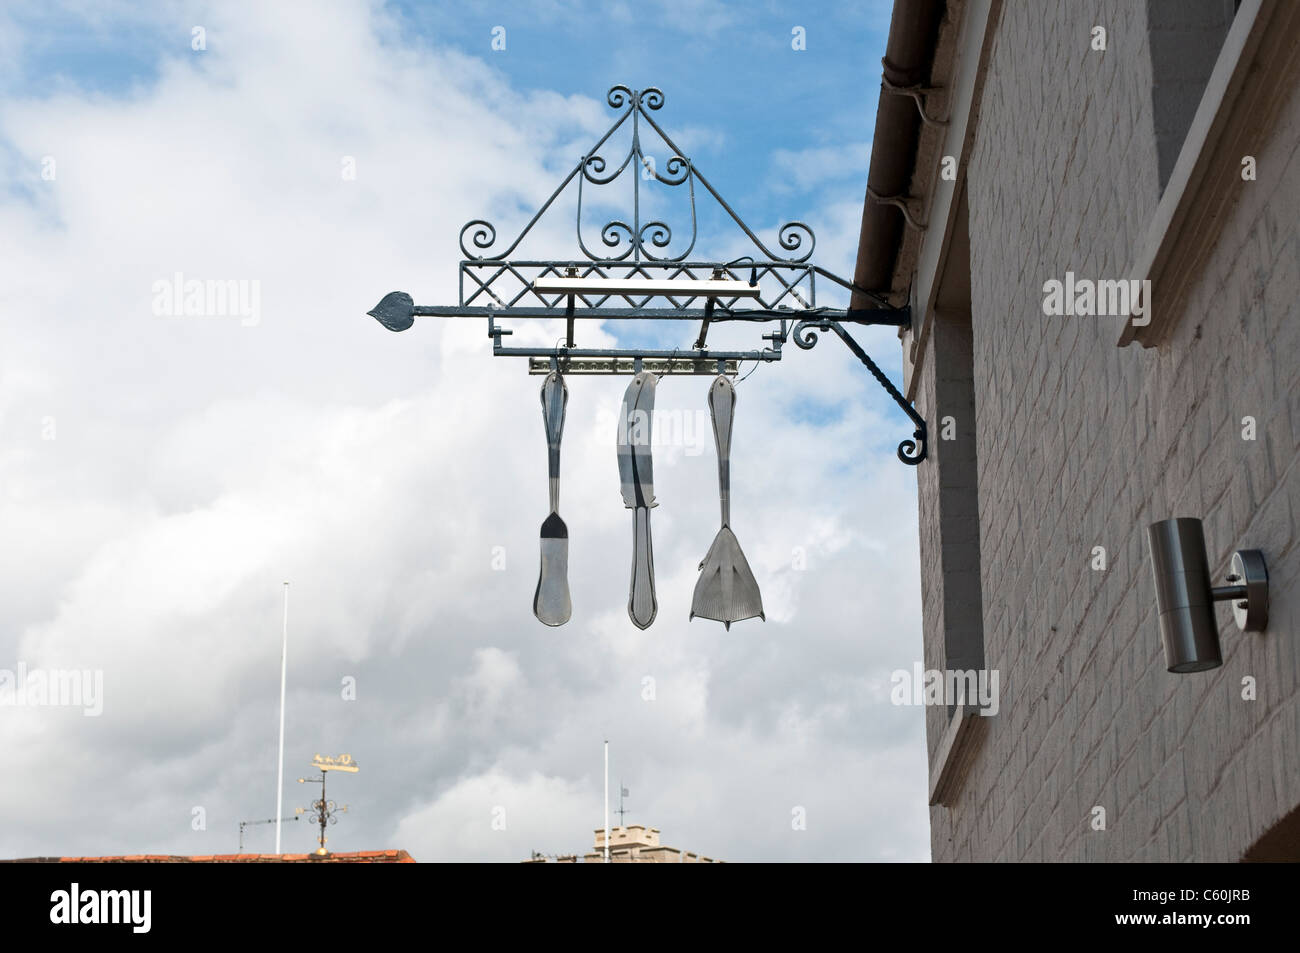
[0,0,928,862]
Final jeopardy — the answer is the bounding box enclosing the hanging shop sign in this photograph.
[368,86,926,629]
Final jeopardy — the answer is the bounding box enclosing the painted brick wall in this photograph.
[927,0,1300,861]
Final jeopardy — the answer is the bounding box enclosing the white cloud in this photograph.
[771,141,873,193]
[394,769,596,862]
[0,0,927,862]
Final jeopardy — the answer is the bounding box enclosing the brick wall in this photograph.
[925,0,1300,861]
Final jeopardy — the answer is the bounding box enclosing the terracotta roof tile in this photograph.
[3,848,416,863]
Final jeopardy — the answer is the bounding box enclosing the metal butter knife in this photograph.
[618,370,658,629]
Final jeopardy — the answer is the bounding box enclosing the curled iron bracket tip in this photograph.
[791,318,927,466]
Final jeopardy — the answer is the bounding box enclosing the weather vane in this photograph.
[296,753,359,854]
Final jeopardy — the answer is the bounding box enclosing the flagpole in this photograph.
[275,582,289,854]
[604,740,610,863]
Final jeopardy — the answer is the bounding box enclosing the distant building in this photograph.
[525,825,720,863]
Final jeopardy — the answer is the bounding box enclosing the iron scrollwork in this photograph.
[379,85,926,468]
[458,86,813,268]
[792,319,927,465]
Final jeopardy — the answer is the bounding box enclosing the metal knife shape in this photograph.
[618,370,658,629]
[533,369,571,626]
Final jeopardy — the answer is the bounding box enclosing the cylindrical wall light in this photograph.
[1147,518,1269,673]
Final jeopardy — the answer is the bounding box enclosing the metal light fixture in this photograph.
[1147,517,1269,673]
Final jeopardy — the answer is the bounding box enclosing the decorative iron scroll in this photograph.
[458,85,813,266]
[368,85,927,465]
[455,85,826,314]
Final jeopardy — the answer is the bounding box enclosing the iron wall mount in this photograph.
[791,319,927,465]
[366,86,926,466]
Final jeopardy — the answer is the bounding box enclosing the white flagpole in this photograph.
[275,582,289,854]
[604,740,610,863]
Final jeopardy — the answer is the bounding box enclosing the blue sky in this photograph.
[2,1,890,265]
[0,1,928,863]
[385,0,890,198]
[2,0,901,397]
[376,0,897,393]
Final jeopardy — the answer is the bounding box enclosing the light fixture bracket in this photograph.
[1214,549,1269,632]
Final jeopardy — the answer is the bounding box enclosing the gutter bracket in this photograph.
[881,76,950,127]
[866,187,928,231]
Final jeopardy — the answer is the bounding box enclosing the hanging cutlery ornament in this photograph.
[533,369,571,626]
[618,370,658,629]
[691,375,764,630]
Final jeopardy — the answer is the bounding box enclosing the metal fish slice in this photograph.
[691,375,764,630]
[533,370,571,626]
[618,370,658,629]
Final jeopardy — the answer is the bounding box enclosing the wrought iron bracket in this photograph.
[791,318,927,465]
[366,86,926,466]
